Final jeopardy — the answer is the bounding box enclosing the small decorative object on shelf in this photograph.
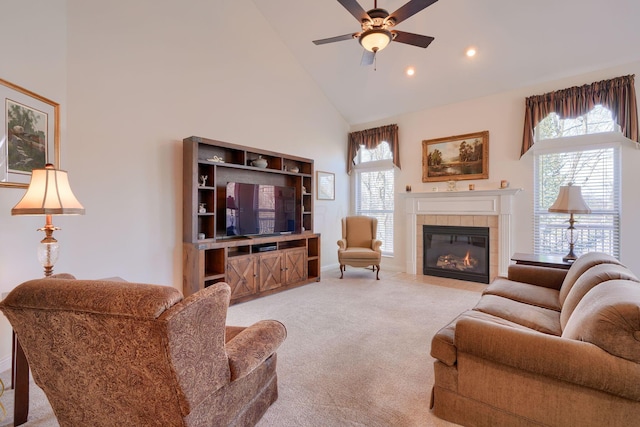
[290,166,299,173]
[200,175,207,186]
[302,186,307,194]
[469,184,475,190]
[198,203,206,213]
[251,155,268,168]
[447,180,457,192]
[501,180,509,189]
[198,232,205,240]
[206,156,224,163]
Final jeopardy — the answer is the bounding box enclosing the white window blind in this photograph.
[355,167,394,254]
[353,142,395,255]
[533,146,620,258]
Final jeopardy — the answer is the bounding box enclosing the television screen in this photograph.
[226,182,296,236]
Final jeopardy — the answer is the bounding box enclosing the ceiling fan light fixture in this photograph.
[359,29,392,52]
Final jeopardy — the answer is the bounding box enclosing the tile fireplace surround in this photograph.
[404,188,521,281]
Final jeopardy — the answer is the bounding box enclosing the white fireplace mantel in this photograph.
[404,188,521,277]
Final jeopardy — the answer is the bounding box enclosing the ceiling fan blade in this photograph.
[313,33,357,45]
[392,30,435,48]
[389,0,438,25]
[338,0,371,23]
[361,49,375,66]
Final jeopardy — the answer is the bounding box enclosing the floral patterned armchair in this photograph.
[0,277,286,426]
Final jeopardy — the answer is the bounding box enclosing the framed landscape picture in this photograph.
[0,78,59,188]
[422,131,489,182]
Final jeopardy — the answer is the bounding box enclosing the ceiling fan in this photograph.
[313,0,438,66]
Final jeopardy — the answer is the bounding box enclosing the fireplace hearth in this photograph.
[423,225,490,284]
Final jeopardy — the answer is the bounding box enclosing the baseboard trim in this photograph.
[0,354,11,373]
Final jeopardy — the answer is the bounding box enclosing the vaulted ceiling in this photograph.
[252,0,640,125]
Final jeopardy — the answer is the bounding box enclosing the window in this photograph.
[535,105,620,142]
[353,142,394,255]
[533,107,620,258]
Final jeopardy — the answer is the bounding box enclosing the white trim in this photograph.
[0,354,11,373]
[531,132,629,154]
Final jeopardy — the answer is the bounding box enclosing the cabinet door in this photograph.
[227,255,257,299]
[284,248,307,284]
[259,251,284,291]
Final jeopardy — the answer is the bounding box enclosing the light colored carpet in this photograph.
[0,271,484,426]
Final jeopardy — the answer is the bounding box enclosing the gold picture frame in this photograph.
[422,131,489,182]
[316,171,335,200]
[0,78,60,188]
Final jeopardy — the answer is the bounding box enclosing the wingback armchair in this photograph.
[0,277,286,427]
[337,215,382,280]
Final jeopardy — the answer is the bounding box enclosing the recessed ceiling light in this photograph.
[466,47,477,57]
[406,67,416,76]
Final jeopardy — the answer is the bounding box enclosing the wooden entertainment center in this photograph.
[182,136,321,304]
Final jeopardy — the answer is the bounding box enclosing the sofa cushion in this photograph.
[560,264,640,330]
[430,309,534,366]
[558,252,622,306]
[338,247,380,260]
[482,277,561,311]
[563,280,640,363]
[506,264,567,290]
[473,294,562,335]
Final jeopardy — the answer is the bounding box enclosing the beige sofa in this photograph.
[430,252,640,426]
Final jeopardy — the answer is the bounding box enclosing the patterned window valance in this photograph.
[347,124,400,174]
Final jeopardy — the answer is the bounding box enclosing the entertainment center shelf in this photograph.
[183,136,320,303]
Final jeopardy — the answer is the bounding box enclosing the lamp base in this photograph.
[562,243,578,263]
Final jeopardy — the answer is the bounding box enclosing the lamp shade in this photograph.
[548,184,591,214]
[359,29,392,52]
[12,164,85,216]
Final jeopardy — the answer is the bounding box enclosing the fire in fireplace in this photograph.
[423,225,490,284]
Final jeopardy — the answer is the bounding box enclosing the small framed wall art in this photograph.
[0,78,60,188]
[316,171,335,200]
[422,130,489,182]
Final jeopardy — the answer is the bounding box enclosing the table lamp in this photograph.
[11,164,85,276]
[548,183,591,262]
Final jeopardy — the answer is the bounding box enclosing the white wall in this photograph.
[0,0,348,367]
[352,61,640,275]
[0,0,68,369]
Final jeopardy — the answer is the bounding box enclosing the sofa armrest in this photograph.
[507,264,567,290]
[226,320,287,381]
[455,317,640,401]
[337,239,347,250]
[372,239,382,252]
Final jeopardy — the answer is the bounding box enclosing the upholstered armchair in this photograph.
[337,215,382,280]
[0,277,286,427]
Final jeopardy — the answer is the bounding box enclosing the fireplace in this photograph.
[423,225,490,284]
